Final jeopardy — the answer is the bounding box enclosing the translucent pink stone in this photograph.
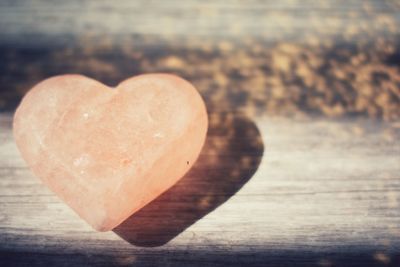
[13,74,208,231]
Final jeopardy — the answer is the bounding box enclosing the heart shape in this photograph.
[13,74,208,231]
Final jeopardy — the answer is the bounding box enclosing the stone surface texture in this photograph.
[13,73,208,231]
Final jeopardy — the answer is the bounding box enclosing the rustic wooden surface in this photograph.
[1,0,400,119]
[1,0,400,266]
[1,0,399,40]
[1,112,400,266]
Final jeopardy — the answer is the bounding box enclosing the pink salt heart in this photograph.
[13,74,208,231]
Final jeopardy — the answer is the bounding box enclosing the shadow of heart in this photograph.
[113,113,264,247]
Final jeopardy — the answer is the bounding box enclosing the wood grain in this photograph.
[0,0,398,41]
[1,112,399,266]
[1,0,400,266]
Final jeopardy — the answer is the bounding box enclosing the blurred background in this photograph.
[0,0,399,121]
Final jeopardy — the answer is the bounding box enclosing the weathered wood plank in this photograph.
[0,0,398,40]
[0,0,399,266]
[1,112,399,266]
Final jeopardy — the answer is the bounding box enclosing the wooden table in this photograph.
[1,1,400,266]
[1,112,399,266]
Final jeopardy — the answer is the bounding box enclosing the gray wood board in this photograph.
[1,112,399,266]
[0,0,398,44]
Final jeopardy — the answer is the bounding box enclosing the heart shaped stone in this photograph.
[13,74,208,231]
